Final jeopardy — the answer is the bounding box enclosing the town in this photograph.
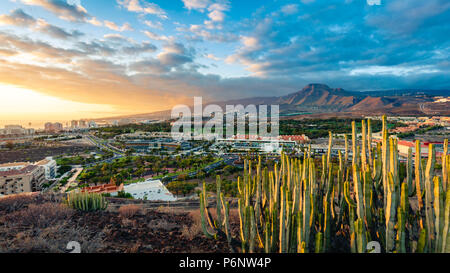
[1,115,448,200]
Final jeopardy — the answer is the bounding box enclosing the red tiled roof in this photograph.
[81,183,124,194]
[397,140,415,147]
[280,135,308,142]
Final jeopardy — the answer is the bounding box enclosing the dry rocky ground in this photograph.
[0,193,235,253]
[0,145,96,164]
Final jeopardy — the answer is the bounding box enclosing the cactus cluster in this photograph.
[65,192,108,212]
[200,115,449,253]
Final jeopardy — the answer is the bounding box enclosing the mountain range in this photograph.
[94,84,450,122]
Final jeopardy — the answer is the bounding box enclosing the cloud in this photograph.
[144,20,163,30]
[87,17,102,26]
[104,20,134,32]
[117,0,168,19]
[18,0,90,22]
[178,23,238,42]
[206,53,220,61]
[281,4,299,15]
[223,0,450,86]
[0,31,83,62]
[182,0,210,11]
[366,0,450,36]
[207,3,229,22]
[143,30,172,41]
[123,42,157,55]
[103,33,127,41]
[0,9,83,39]
[1,0,449,114]
[0,8,35,26]
[36,19,83,39]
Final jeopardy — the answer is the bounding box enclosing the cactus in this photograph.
[433,176,444,253]
[354,218,367,253]
[385,171,399,252]
[65,192,108,212]
[443,139,448,192]
[199,115,448,253]
[396,182,408,253]
[442,188,450,253]
[424,144,436,250]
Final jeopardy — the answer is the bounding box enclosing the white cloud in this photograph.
[0,9,36,26]
[207,2,229,22]
[103,33,126,40]
[117,0,168,19]
[206,53,220,61]
[182,0,210,11]
[18,0,89,22]
[281,4,299,15]
[349,65,440,76]
[104,21,133,32]
[208,9,225,22]
[144,20,163,30]
[87,17,102,26]
[241,36,260,50]
[143,30,172,41]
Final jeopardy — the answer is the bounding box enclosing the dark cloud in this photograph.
[221,0,450,92]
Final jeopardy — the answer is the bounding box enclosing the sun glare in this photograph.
[0,84,116,126]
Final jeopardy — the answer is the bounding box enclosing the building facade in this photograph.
[36,157,57,180]
[0,165,46,195]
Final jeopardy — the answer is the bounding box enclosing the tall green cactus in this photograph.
[199,115,448,253]
[65,192,108,212]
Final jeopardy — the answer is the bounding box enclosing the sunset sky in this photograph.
[0,0,449,126]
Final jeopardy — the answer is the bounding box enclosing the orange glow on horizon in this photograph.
[0,84,127,127]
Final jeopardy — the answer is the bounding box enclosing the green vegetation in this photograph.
[57,165,72,177]
[280,118,404,139]
[167,181,198,196]
[93,122,172,139]
[56,152,113,166]
[397,125,444,139]
[77,154,219,187]
[205,178,238,197]
[116,191,134,199]
[200,117,449,253]
[64,192,108,212]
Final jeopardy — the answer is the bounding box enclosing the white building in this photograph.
[0,125,34,136]
[36,157,57,179]
[113,179,177,201]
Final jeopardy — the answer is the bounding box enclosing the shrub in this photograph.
[0,194,38,213]
[118,204,142,218]
[5,203,73,228]
[117,191,133,199]
[181,211,202,240]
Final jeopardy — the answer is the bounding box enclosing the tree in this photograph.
[5,141,14,150]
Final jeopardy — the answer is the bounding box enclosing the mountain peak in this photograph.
[303,83,331,90]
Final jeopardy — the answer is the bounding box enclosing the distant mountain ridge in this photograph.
[93,84,450,121]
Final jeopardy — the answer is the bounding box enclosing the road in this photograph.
[84,134,126,157]
[60,167,83,193]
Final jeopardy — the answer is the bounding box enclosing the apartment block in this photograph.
[0,165,46,195]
